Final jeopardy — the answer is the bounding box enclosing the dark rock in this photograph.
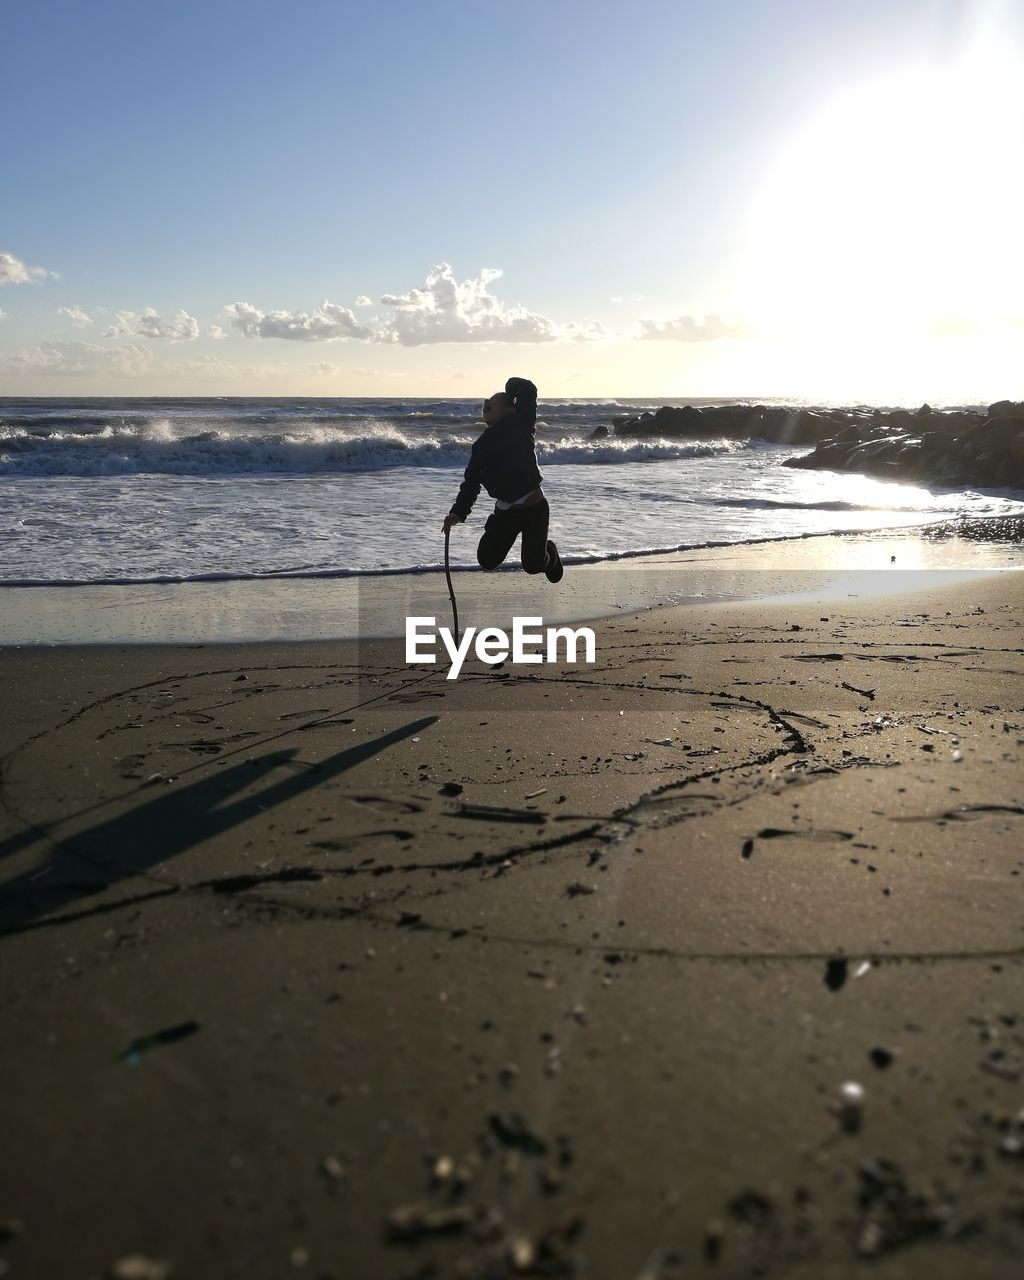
[614,410,657,433]
[782,400,1024,491]
[989,399,1024,418]
[606,399,1023,492]
[612,402,847,444]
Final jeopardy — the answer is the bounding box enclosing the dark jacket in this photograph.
[449,377,542,521]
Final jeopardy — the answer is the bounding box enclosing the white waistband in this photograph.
[495,487,541,512]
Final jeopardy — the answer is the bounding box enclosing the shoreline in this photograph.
[4,511,1024,590]
[2,516,1022,647]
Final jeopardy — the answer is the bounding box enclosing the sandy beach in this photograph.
[8,0,1024,1270]
[2,545,1023,1278]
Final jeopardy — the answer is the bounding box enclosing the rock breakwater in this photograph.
[784,400,1024,488]
[602,400,1024,489]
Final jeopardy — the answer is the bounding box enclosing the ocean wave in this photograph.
[0,420,749,477]
[0,421,474,477]
[714,497,931,513]
[537,437,746,464]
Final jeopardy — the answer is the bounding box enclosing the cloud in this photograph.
[309,362,378,376]
[636,314,752,341]
[0,308,6,322]
[165,355,236,380]
[208,324,226,340]
[57,305,92,327]
[105,307,200,342]
[239,359,309,379]
[3,341,153,377]
[219,268,603,348]
[354,295,372,307]
[376,263,559,346]
[562,319,610,343]
[0,251,54,285]
[223,299,373,342]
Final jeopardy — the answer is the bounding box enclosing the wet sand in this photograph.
[2,516,1021,646]
[1,558,1023,1278]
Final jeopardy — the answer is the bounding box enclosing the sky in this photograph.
[2,0,1023,401]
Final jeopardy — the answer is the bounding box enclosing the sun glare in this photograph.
[739,50,1024,357]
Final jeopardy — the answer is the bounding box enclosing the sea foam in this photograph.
[0,419,746,477]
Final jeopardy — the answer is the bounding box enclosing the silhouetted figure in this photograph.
[442,377,563,582]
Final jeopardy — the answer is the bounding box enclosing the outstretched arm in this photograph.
[505,377,537,432]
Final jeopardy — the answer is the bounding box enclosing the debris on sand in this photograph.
[118,1021,200,1065]
[838,1081,866,1134]
[386,1203,477,1242]
[383,1115,584,1274]
[565,882,595,898]
[703,1218,724,1261]
[855,1158,960,1257]
[488,1114,549,1157]
[824,958,848,992]
[979,1048,1022,1081]
[109,1257,172,1280]
[727,1189,775,1228]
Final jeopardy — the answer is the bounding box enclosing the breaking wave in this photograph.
[0,419,749,477]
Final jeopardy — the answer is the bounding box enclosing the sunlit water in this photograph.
[2,396,1022,585]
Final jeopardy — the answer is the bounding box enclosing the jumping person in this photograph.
[442,376,563,582]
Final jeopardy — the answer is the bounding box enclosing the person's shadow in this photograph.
[0,715,437,936]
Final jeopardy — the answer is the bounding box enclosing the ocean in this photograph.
[3,396,1023,587]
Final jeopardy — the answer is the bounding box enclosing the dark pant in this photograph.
[477,497,550,573]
